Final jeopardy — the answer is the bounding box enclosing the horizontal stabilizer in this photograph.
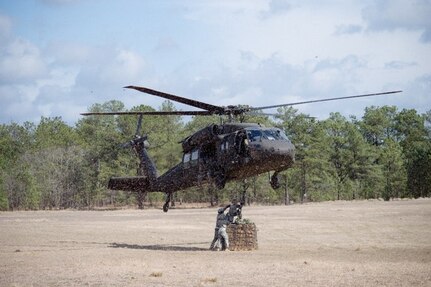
[108,176,150,192]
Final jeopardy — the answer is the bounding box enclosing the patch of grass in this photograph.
[149,272,163,278]
[234,218,253,224]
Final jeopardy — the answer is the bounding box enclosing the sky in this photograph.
[0,0,430,125]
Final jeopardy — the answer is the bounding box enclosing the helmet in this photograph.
[218,208,224,214]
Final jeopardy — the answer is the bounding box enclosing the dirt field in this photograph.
[1,199,430,287]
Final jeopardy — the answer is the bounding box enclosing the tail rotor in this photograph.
[120,114,149,149]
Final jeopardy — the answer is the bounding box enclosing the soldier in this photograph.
[209,205,230,251]
[227,201,243,224]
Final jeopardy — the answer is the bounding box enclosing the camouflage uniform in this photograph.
[210,205,230,251]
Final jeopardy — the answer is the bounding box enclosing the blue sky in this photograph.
[0,0,430,125]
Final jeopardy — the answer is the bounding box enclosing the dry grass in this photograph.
[1,199,430,286]
[201,277,217,283]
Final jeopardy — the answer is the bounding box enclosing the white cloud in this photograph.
[0,14,12,39]
[335,24,363,35]
[0,14,150,124]
[362,0,431,43]
[402,74,431,113]
[46,42,91,66]
[384,61,417,70]
[0,1,430,126]
[100,50,146,84]
[260,0,293,18]
[0,38,48,84]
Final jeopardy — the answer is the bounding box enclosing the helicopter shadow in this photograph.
[109,242,209,252]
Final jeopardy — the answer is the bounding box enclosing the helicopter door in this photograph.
[199,143,215,184]
[220,134,238,165]
[235,130,248,157]
[183,149,200,184]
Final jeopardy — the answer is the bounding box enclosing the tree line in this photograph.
[0,100,430,211]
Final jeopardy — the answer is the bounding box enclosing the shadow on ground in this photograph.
[109,242,209,252]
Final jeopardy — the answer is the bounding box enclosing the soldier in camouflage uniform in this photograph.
[209,205,231,251]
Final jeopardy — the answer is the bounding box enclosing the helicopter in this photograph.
[81,86,401,212]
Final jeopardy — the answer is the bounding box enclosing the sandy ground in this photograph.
[1,199,431,287]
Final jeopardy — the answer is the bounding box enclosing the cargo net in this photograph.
[226,219,258,251]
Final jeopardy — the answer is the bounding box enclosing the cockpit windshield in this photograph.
[246,129,262,142]
[263,128,290,141]
[246,128,290,142]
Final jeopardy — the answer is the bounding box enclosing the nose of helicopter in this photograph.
[268,142,295,165]
[249,140,295,168]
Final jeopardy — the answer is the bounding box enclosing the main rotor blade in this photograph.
[125,85,225,114]
[249,90,402,111]
[81,110,213,116]
[247,111,278,117]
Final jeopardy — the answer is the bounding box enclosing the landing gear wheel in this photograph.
[163,193,171,212]
[270,172,281,190]
[163,202,169,212]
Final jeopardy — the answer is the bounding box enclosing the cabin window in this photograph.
[183,153,191,164]
[220,140,228,152]
[220,141,229,152]
[191,149,199,161]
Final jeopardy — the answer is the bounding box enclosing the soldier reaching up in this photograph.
[209,205,231,251]
[227,201,243,223]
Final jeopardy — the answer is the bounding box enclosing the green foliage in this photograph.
[235,218,253,224]
[1,102,430,210]
[394,109,430,198]
[379,139,407,199]
[360,106,398,145]
[323,113,376,200]
[2,164,39,210]
[35,117,78,149]
[0,178,9,211]
[277,107,335,202]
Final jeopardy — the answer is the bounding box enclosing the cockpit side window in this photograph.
[276,129,290,141]
[262,130,276,141]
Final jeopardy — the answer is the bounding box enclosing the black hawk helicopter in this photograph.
[81,86,401,212]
